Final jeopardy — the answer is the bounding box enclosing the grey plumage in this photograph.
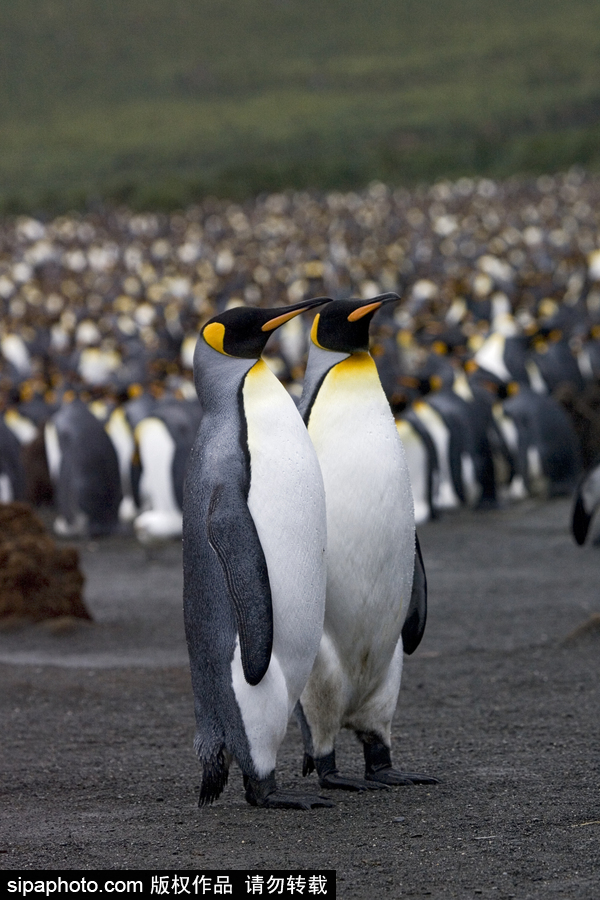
[183,299,334,809]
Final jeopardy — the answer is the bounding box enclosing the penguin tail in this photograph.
[195,738,232,806]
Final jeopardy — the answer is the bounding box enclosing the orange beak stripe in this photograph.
[347,300,383,322]
[261,308,308,332]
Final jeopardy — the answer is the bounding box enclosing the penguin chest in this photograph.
[242,360,327,694]
[307,353,415,667]
[106,407,135,485]
[475,333,512,383]
[396,418,430,524]
[135,417,179,513]
[413,401,460,510]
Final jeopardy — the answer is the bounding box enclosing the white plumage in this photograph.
[236,359,327,777]
[301,350,414,756]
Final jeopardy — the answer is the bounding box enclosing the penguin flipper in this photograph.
[207,483,273,686]
[572,492,591,545]
[402,533,427,655]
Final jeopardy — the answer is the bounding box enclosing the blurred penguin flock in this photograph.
[2,169,600,558]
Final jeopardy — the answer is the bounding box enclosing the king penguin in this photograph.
[296,295,439,790]
[45,394,122,537]
[183,297,335,810]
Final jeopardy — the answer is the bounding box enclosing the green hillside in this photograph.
[2,0,600,210]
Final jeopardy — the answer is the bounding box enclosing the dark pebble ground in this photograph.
[0,497,599,899]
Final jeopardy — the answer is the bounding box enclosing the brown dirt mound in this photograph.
[0,501,90,621]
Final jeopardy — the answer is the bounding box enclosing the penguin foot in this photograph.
[257,791,335,810]
[365,768,440,786]
[314,750,388,792]
[244,772,334,810]
[320,772,389,791]
[362,737,440,786]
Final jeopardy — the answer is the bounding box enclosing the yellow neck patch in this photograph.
[244,358,269,381]
[203,322,231,356]
[327,350,378,383]
[308,350,387,438]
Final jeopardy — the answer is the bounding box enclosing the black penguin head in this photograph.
[310,293,400,354]
[201,297,333,359]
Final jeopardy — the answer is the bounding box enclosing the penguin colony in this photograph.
[2,171,600,801]
[2,172,600,545]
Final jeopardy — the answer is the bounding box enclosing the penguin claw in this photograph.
[365,768,441,786]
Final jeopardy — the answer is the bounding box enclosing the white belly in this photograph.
[44,421,61,483]
[308,353,415,686]
[135,417,179,514]
[475,333,512,383]
[106,407,135,492]
[582,464,600,515]
[396,418,431,524]
[242,359,327,710]
[0,473,13,503]
[412,400,460,510]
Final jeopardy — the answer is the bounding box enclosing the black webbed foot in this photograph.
[365,768,440,786]
[362,737,440,786]
[244,772,334,809]
[257,791,334,809]
[314,750,388,792]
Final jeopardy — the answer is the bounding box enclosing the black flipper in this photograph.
[207,483,273,686]
[572,492,591,545]
[402,532,427,655]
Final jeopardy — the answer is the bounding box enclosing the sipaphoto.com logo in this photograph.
[7,879,143,896]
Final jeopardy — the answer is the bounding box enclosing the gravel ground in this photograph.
[1,497,599,899]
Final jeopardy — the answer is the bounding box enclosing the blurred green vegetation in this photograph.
[2,0,600,210]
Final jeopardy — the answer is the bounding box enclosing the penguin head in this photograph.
[310,293,400,354]
[194,297,333,407]
[201,297,333,360]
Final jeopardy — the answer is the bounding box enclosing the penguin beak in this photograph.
[261,296,333,332]
[347,292,400,323]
